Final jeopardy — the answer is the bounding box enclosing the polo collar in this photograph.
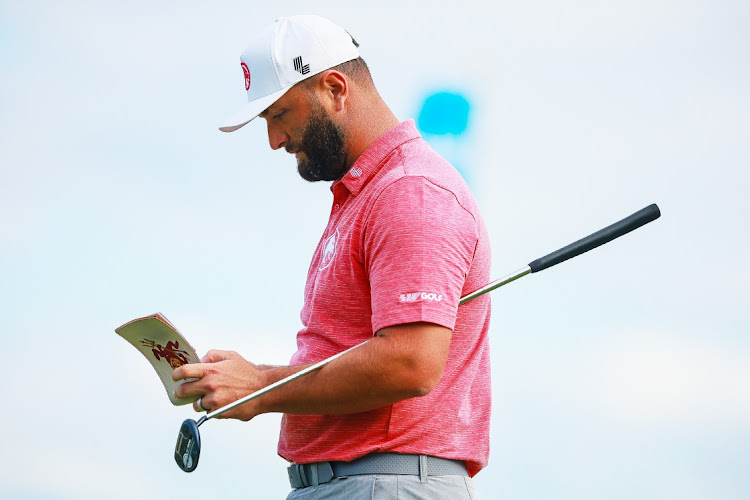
[332,120,421,196]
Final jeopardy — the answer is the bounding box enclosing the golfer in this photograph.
[173,14,492,499]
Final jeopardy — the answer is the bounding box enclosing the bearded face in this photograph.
[289,98,349,182]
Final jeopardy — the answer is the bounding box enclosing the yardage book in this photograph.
[116,313,200,406]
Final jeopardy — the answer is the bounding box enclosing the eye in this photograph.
[273,110,286,120]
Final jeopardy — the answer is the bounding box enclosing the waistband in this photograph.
[287,453,468,489]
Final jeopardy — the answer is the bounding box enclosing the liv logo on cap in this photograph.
[241,62,251,91]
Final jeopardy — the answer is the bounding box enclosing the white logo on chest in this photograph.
[319,228,339,271]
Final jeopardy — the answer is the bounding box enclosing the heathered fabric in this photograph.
[278,120,492,477]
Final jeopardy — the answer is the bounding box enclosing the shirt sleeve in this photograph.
[363,175,479,333]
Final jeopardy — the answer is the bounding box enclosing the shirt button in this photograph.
[334,204,340,210]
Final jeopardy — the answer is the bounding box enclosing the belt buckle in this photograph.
[310,462,335,486]
[288,463,309,488]
[288,462,335,489]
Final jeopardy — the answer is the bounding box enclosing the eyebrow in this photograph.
[259,108,270,118]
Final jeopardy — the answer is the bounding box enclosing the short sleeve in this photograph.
[364,176,479,333]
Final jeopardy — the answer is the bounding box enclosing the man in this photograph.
[173,15,492,499]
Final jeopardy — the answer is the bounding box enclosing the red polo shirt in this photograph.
[278,120,492,477]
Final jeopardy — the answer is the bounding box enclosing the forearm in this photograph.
[255,324,450,416]
[173,322,451,420]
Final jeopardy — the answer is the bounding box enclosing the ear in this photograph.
[318,70,349,112]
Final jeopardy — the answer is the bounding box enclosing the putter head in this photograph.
[174,418,201,472]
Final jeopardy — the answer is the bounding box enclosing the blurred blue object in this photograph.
[417,91,472,185]
[417,91,471,136]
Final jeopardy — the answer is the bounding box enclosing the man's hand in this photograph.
[172,350,267,421]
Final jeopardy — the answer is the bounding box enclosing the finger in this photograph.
[172,362,210,382]
[193,397,209,413]
[201,349,237,363]
[174,377,206,399]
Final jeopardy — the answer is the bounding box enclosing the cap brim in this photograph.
[218,86,293,133]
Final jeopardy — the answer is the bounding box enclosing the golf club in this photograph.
[175,203,661,472]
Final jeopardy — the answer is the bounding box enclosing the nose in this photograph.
[266,121,289,151]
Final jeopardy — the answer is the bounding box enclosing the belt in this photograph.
[287,453,468,489]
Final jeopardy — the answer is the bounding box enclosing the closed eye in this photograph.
[273,110,286,120]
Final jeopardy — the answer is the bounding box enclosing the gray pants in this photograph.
[286,474,477,500]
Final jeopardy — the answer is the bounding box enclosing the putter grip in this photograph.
[528,203,660,273]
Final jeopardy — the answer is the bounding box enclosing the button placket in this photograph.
[329,184,348,223]
[307,185,349,318]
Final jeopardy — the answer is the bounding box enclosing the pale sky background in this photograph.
[1,1,748,499]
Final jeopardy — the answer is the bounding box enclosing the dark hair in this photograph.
[330,57,373,88]
[297,56,374,92]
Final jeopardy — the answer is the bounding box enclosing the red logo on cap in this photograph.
[241,62,251,91]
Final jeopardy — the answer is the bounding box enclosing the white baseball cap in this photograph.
[219,15,360,133]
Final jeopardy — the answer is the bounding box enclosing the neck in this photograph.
[342,92,400,169]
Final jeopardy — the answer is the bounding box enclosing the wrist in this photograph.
[253,364,303,415]
[256,364,278,371]
[253,367,276,415]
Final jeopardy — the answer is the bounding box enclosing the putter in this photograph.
[175,203,661,472]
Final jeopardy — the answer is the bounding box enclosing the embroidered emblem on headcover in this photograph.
[293,56,310,75]
[319,228,339,271]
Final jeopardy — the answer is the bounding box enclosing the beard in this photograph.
[292,102,349,182]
